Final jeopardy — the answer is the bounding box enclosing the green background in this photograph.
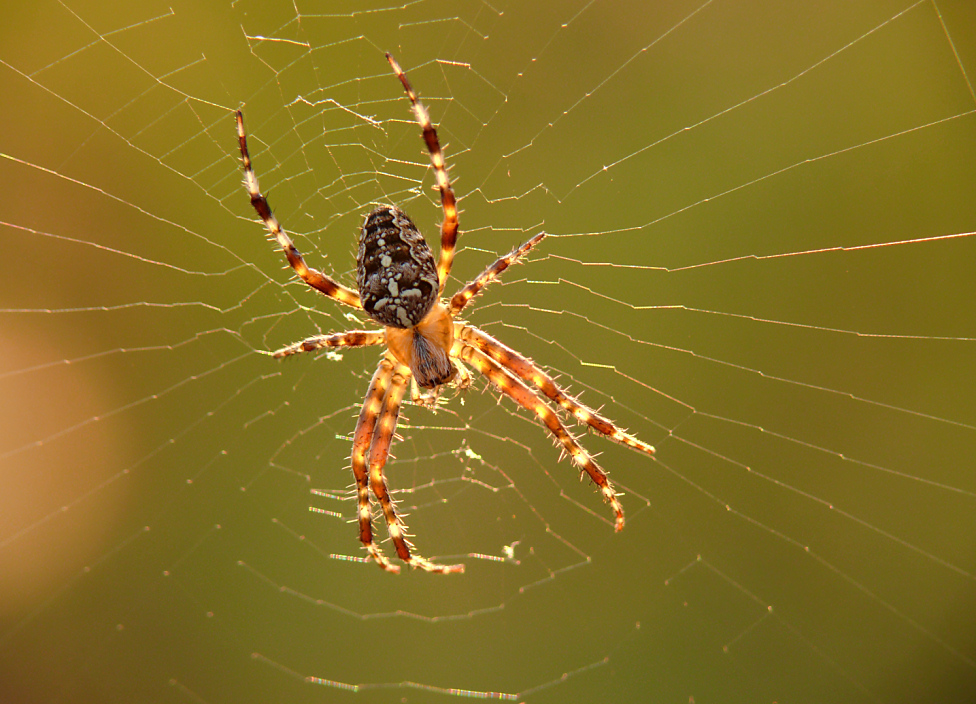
[2,1,975,702]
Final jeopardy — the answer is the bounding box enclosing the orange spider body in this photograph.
[384,302,455,389]
[236,53,655,574]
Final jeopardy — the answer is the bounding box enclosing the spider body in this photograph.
[383,301,456,389]
[357,204,455,388]
[236,53,655,574]
[357,205,438,329]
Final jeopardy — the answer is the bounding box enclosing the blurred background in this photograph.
[2,0,975,702]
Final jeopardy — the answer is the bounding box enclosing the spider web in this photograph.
[2,0,976,702]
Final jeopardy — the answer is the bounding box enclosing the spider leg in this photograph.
[368,362,465,574]
[456,343,626,531]
[385,53,458,297]
[352,356,399,573]
[457,325,655,458]
[267,329,385,359]
[236,110,362,309]
[450,233,546,315]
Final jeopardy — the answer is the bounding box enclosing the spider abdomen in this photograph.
[357,205,438,329]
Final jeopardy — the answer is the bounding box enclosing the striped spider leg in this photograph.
[447,238,655,534]
[455,326,657,460]
[385,52,459,296]
[236,111,361,310]
[454,342,627,530]
[352,355,464,574]
[237,53,655,574]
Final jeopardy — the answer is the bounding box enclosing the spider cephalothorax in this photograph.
[236,53,655,574]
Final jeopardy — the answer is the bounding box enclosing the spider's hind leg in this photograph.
[385,53,458,297]
[235,110,362,310]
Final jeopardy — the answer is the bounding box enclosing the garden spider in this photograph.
[236,53,655,574]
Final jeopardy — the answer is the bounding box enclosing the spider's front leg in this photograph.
[363,358,465,574]
[457,344,626,531]
[457,325,655,457]
[351,356,399,573]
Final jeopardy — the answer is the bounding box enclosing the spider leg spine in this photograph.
[457,324,655,458]
[457,343,625,532]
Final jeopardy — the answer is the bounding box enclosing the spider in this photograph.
[235,53,655,574]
